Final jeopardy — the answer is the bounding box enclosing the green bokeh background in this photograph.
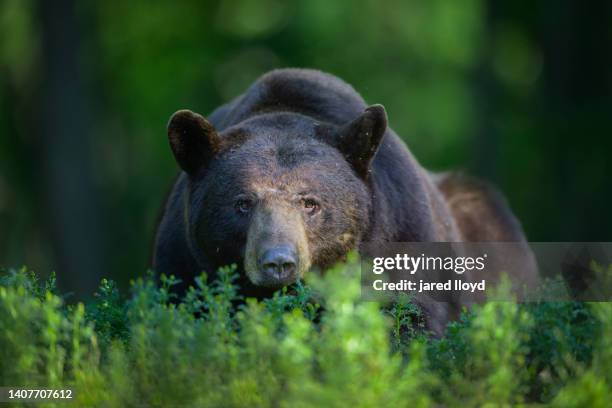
[0,0,610,296]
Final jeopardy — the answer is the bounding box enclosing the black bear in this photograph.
[153,69,536,333]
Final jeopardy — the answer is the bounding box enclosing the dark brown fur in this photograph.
[153,69,536,334]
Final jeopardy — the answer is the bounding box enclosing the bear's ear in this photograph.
[167,109,221,176]
[335,104,387,178]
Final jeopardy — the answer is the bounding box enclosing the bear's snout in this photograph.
[243,200,311,288]
[258,245,298,287]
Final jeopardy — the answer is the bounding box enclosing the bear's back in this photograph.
[211,69,369,130]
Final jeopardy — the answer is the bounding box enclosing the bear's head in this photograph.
[167,106,387,291]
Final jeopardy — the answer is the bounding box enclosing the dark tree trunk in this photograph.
[471,0,501,183]
[36,0,105,297]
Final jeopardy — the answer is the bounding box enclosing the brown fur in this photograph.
[153,69,537,334]
[434,172,526,242]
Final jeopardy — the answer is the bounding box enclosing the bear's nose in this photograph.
[259,246,298,284]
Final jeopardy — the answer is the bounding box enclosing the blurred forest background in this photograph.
[0,0,611,297]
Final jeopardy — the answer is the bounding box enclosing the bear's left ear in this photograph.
[167,109,221,176]
[334,104,387,178]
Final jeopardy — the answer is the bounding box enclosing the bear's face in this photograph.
[194,125,371,288]
[167,107,387,289]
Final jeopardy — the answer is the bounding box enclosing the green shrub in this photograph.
[0,264,610,407]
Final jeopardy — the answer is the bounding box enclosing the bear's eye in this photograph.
[235,198,253,214]
[302,198,320,215]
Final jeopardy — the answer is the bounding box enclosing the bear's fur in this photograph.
[153,69,536,334]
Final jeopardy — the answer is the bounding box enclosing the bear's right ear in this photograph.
[167,109,221,176]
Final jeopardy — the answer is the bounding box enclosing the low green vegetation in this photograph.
[0,262,610,407]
